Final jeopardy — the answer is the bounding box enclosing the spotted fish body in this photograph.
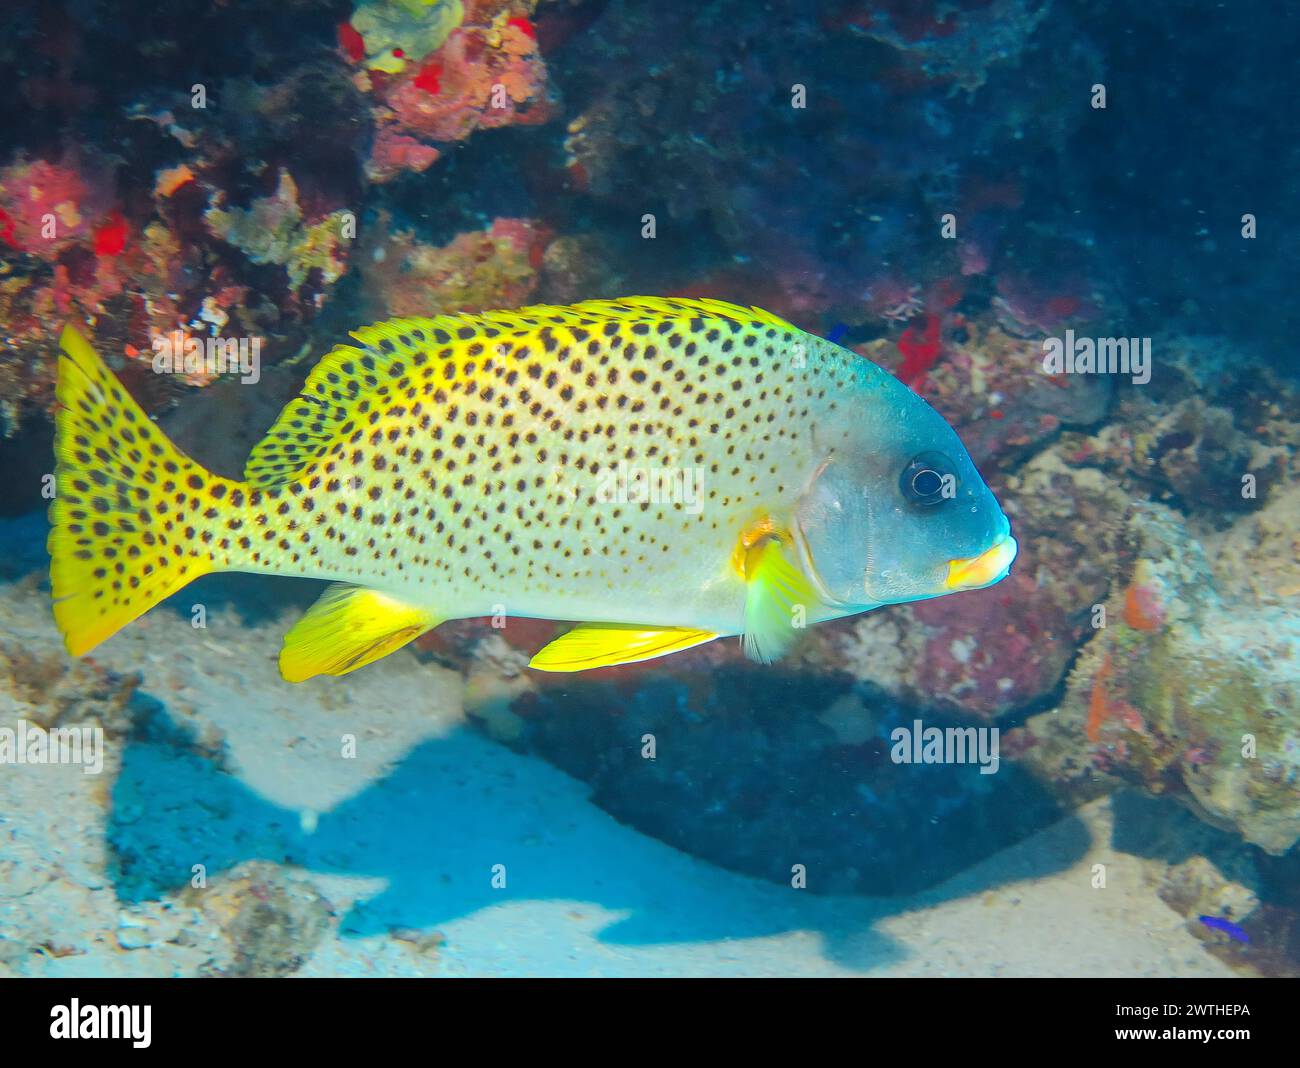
[245,299,863,626]
[50,297,1017,679]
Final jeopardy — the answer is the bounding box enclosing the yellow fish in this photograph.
[49,298,1016,680]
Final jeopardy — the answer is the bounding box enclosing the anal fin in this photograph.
[529,623,718,672]
[279,583,440,683]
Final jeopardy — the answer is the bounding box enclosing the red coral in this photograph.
[927,276,964,310]
[1085,651,1114,744]
[337,22,365,64]
[490,216,553,268]
[413,60,443,95]
[92,211,127,256]
[0,207,17,248]
[507,16,536,40]
[897,313,942,388]
[1123,582,1165,631]
[902,551,1077,719]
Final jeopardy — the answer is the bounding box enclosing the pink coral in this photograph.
[0,155,112,258]
[910,567,1070,720]
[993,269,1098,337]
[368,22,555,181]
[367,130,442,182]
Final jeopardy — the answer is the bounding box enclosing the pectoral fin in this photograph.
[279,583,440,682]
[741,536,821,664]
[529,623,719,672]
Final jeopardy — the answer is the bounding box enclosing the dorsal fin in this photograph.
[244,299,800,487]
[554,297,797,332]
[244,314,445,486]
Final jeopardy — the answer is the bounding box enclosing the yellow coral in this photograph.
[204,170,349,290]
[351,0,464,73]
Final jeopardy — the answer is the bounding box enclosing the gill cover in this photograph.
[793,458,877,611]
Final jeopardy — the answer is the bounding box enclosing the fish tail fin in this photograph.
[49,325,242,656]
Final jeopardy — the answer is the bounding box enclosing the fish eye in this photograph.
[900,451,956,506]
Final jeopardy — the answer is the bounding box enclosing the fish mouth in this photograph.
[945,534,1018,591]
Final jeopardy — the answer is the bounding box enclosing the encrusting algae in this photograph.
[49,298,1017,681]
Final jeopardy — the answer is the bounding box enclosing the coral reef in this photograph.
[862,318,1111,469]
[1013,501,1300,855]
[822,444,1129,719]
[359,214,550,317]
[556,0,1105,329]
[0,154,113,258]
[1056,336,1294,523]
[0,0,556,437]
[350,2,556,183]
[205,170,352,295]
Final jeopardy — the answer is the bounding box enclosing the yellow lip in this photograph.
[946,535,1018,590]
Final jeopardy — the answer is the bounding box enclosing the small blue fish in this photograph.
[826,322,849,345]
[1199,915,1249,943]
